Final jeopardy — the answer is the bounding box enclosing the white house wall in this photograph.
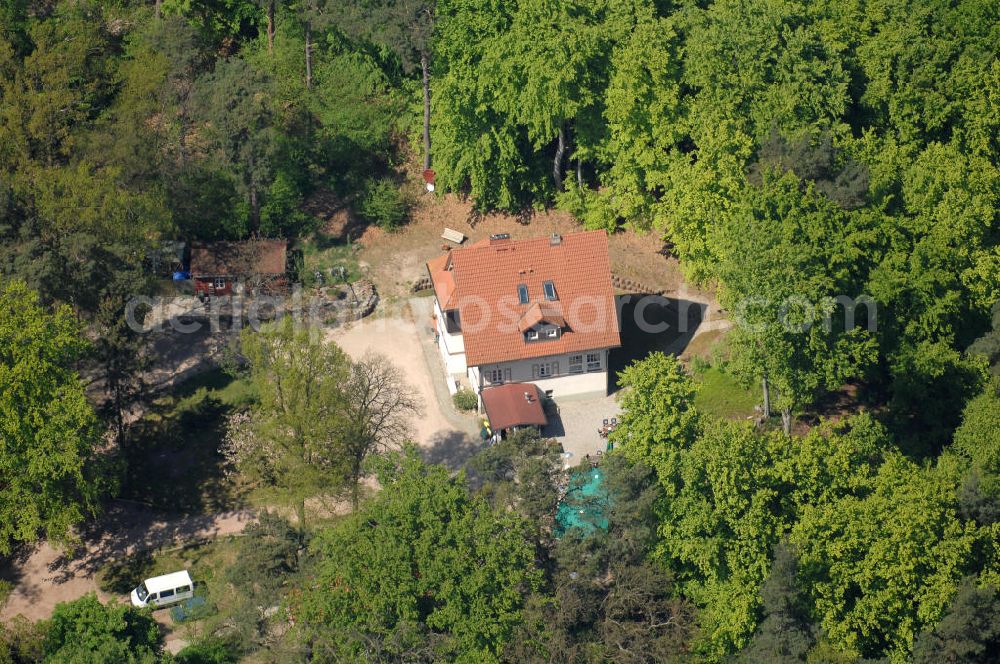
[434,300,467,374]
[472,348,611,399]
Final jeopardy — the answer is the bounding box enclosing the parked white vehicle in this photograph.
[130,570,195,608]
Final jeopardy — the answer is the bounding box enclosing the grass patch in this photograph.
[98,538,243,625]
[300,234,361,288]
[680,328,726,363]
[694,367,758,420]
[123,369,255,514]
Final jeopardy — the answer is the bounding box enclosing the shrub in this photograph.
[690,355,710,375]
[358,177,407,230]
[0,579,12,607]
[260,171,318,238]
[453,389,478,412]
[176,638,239,664]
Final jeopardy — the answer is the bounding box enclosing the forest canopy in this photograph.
[0,0,997,663]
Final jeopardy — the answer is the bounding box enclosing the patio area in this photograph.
[542,391,621,468]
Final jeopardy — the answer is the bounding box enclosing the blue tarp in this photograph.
[169,595,207,622]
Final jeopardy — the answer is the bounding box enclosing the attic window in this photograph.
[518,284,529,304]
[542,281,557,301]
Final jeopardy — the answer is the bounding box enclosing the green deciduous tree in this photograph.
[615,356,916,658]
[681,0,849,146]
[299,450,541,662]
[653,418,787,656]
[224,320,350,531]
[716,171,877,433]
[862,139,997,452]
[0,280,105,554]
[791,455,985,661]
[42,593,165,663]
[609,351,699,477]
[596,14,684,229]
[952,380,1000,526]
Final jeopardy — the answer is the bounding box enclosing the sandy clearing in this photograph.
[323,301,480,457]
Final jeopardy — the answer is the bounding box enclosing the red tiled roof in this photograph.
[482,383,548,430]
[190,240,287,277]
[427,230,621,366]
[517,302,566,332]
[427,253,456,309]
[427,239,491,310]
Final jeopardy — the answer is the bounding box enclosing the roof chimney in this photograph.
[550,233,562,246]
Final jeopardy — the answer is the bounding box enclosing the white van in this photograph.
[130,570,195,608]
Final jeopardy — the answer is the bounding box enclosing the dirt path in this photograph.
[1,502,254,623]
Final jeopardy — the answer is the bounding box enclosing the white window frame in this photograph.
[487,368,510,384]
[213,277,226,289]
[545,327,558,338]
[532,362,559,378]
[543,281,557,301]
[527,330,539,340]
[586,352,602,372]
[518,284,529,304]
[568,355,583,374]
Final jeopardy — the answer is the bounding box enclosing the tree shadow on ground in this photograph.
[0,542,34,599]
[121,369,253,517]
[421,430,482,472]
[609,294,706,392]
[302,190,372,248]
[47,502,250,585]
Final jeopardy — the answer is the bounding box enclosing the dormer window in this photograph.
[518,284,529,304]
[525,325,560,342]
[543,281,557,301]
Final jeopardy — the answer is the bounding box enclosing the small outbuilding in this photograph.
[189,239,288,297]
[481,383,548,435]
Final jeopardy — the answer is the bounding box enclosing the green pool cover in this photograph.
[555,467,610,537]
